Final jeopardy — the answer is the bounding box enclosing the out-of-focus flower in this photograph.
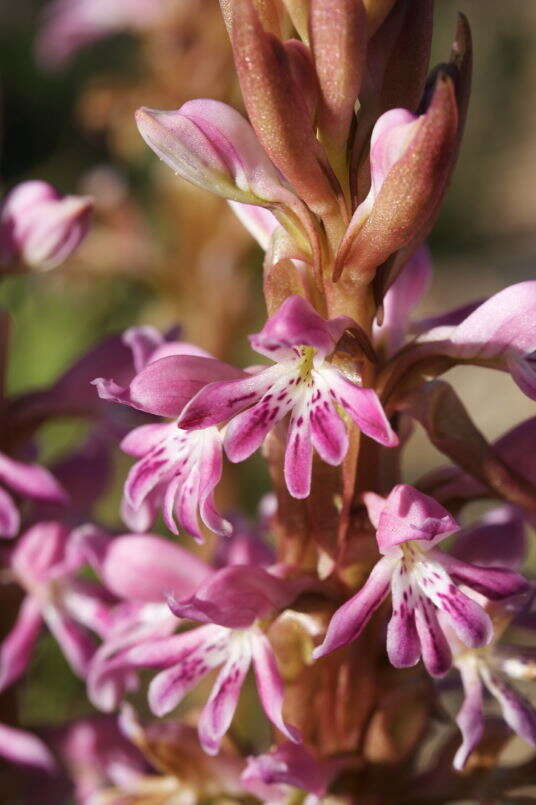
[36,0,169,68]
[0,723,57,773]
[0,181,93,272]
[314,485,528,676]
[0,451,67,539]
[0,522,112,690]
[179,295,397,498]
[241,741,336,802]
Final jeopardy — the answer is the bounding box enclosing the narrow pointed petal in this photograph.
[179,367,279,430]
[197,638,252,755]
[387,565,420,668]
[0,451,67,503]
[284,402,313,499]
[0,596,42,691]
[481,666,536,748]
[313,555,397,658]
[0,723,57,772]
[43,605,95,678]
[419,560,493,649]
[148,628,230,717]
[309,377,348,465]
[321,366,398,447]
[453,660,485,770]
[197,430,232,536]
[414,595,452,677]
[251,631,301,743]
[435,551,529,601]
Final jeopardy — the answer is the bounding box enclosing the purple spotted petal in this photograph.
[249,295,354,363]
[375,484,458,554]
[320,366,398,447]
[313,555,397,658]
[0,595,42,692]
[453,660,485,770]
[198,635,252,755]
[481,665,536,747]
[0,485,19,538]
[251,630,301,743]
[284,401,313,499]
[435,551,529,601]
[120,423,175,457]
[419,560,493,649]
[178,366,279,430]
[309,376,348,465]
[387,565,420,668]
[148,626,230,718]
[413,595,452,677]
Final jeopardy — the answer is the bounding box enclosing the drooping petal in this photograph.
[435,551,529,601]
[386,564,420,668]
[284,395,313,499]
[418,559,493,649]
[197,635,252,755]
[0,595,42,692]
[98,534,212,603]
[197,429,232,537]
[453,659,485,770]
[481,665,536,748]
[0,451,67,503]
[320,366,398,447]
[43,604,96,678]
[413,595,452,677]
[0,723,57,772]
[249,295,354,363]
[309,374,348,466]
[313,555,397,658]
[148,626,230,718]
[250,630,301,743]
[374,484,458,554]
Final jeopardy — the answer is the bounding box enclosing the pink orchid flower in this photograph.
[0,181,92,272]
[178,295,398,498]
[89,564,303,756]
[0,521,112,691]
[94,326,244,540]
[0,451,67,538]
[314,485,528,677]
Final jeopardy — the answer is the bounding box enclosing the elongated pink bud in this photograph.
[334,72,458,282]
[230,0,342,218]
[0,181,92,272]
[310,0,367,148]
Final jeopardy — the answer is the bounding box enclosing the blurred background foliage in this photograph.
[0,0,535,726]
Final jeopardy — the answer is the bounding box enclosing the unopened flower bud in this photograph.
[0,181,93,272]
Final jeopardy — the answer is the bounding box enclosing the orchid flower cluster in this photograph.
[1,1,536,802]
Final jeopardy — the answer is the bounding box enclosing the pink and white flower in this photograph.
[314,485,528,676]
[179,295,398,498]
[0,181,92,272]
[89,564,303,756]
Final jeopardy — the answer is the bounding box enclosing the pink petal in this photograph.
[374,484,458,554]
[43,604,96,678]
[413,595,452,677]
[0,723,57,772]
[197,637,252,755]
[313,555,397,658]
[453,660,485,770]
[179,366,279,430]
[148,626,230,718]
[120,423,175,458]
[481,665,536,748]
[321,366,398,447]
[436,551,529,601]
[450,506,527,570]
[12,521,70,582]
[386,565,420,668]
[249,295,354,363]
[100,534,212,603]
[0,451,67,503]
[228,201,279,250]
[251,630,301,743]
[0,485,19,538]
[309,379,348,465]
[0,595,42,692]
[242,742,330,800]
[284,401,313,499]
[122,325,164,372]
